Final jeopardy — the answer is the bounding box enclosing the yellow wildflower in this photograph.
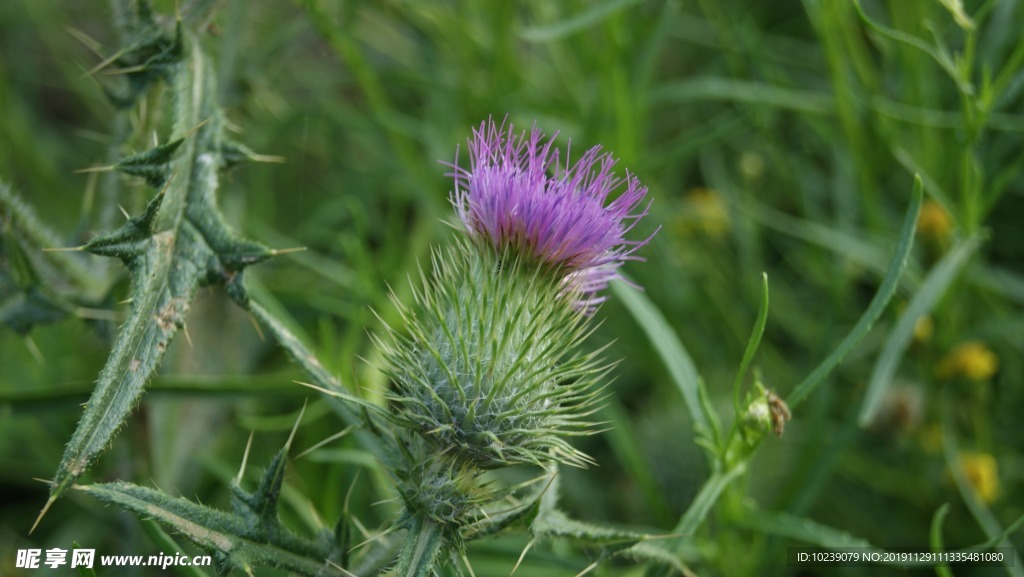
[917,200,952,241]
[957,452,999,504]
[680,187,730,238]
[913,315,934,343]
[936,341,999,381]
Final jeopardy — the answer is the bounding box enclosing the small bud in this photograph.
[742,380,790,439]
[743,397,771,435]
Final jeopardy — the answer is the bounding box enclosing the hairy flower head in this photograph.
[449,118,654,310]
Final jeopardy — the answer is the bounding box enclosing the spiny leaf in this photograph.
[740,508,880,550]
[534,508,649,548]
[100,19,185,108]
[232,405,305,535]
[47,29,276,507]
[615,540,690,573]
[219,140,285,170]
[524,469,682,571]
[115,138,184,187]
[461,471,553,540]
[76,482,336,576]
[83,192,163,260]
[50,217,212,503]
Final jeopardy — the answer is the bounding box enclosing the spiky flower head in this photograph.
[449,118,654,311]
[377,241,607,470]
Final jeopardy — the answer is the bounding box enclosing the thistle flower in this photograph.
[449,118,654,310]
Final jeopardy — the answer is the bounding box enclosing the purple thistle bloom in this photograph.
[448,118,655,310]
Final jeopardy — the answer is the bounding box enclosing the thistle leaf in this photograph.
[100,20,185,109]
[115,138,184,188]
[76,482,336,576]
[47,27,275,506]
[524,469,684,571]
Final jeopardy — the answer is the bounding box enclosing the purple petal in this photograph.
[448,118,655,311]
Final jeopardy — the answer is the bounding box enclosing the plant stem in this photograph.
[389,517,445,577]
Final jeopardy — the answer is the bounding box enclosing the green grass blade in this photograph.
[732,272,769,416]
[520,0,642,42]
[852,0,962,89]
[930,504,955,577]
[787,177,922,410]
[858,234,982,425]
[745,200,920,287]
[611,279,708,435]
[649,78,834,114]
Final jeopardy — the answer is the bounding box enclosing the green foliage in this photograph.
[0,183,100,333]
[3,0,1024,576]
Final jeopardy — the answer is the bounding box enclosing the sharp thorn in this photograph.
[270,246,307,256]
[65,26,104,57]
[285,400,308,451]
[343,471,361,516]
[510,539,534,577]
[30,494,58,535]
[247,312,266,342]
[42,246,85,253]
[158,172,176,196]
[325,559,359,577]
[185,117,211,139]
[574,560,600,577]
[296,425,353,460]
[248,153,286,164]
[81,45,131,79]
[460,550,477,577]
[235,431,254,485]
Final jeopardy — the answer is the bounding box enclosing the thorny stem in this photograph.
[387,518,445,577]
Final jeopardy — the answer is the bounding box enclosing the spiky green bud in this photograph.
[376,238,608,470]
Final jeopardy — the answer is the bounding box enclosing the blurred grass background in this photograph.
[1,0,1022,575]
